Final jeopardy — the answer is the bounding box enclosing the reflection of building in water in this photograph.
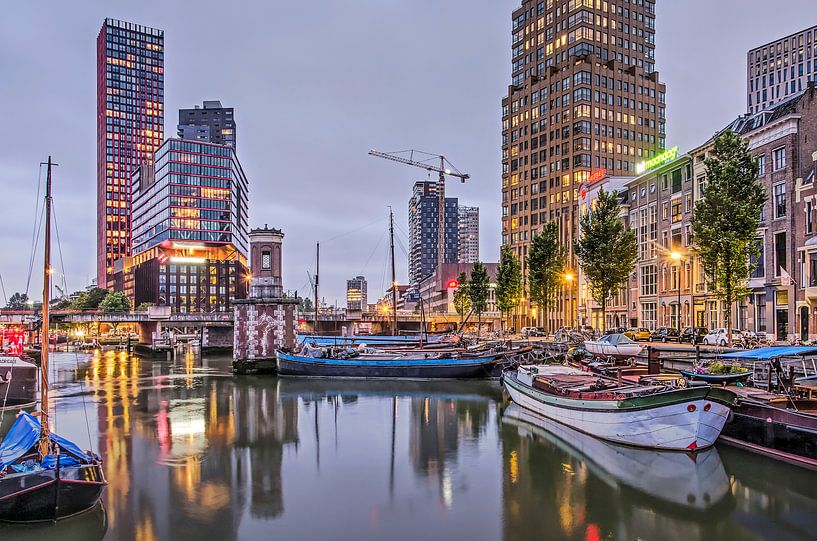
[409,397,490,477]
[81,351,249,540]
[232,381,299,519]
[407,396,491,508]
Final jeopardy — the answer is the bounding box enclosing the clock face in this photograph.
[262,252,271,270]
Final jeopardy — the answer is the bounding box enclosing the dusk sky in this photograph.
[0,1,814,305]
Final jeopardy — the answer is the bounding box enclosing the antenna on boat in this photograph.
[389,208,398,336]
[39,156,57,457]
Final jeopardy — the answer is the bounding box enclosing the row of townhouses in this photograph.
[579,83,817,341]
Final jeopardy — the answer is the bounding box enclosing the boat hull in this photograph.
[584,343,643,360]
[679,370,751,384]
[0,358,38,404]
[276,351,496,379]
[502,371,732,451]
[0,464,106,523]
[719,400,817,470]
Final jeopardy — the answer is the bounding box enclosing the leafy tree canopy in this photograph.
[527,221,567,316]
[496,245,523,317]
[691,129,765,339]
[574,187,637,331]
[99,291,131,312]
[5,292,30,310]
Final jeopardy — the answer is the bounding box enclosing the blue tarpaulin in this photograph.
[0,412,93,471]
[719,346,817,360]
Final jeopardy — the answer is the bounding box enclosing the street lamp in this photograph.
[670,251,683,329]
[564,271,576,329]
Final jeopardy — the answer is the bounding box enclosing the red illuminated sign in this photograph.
[588,168,607,183]
[447,279,459,289]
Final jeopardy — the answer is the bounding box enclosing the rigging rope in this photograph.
[24,165,45,298]
[0,271,7,307]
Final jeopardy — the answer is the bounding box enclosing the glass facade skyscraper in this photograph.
[121,139,250,313]
[96,18,164,288]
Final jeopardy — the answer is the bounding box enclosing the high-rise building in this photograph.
[408,181,459,284]
[178,100,236,148]
[457,206,479,264]
[346,276,368,312]
[501,0,666,328]
[747,25,817,113]
[97,18,164,288]
[116,138,250,313]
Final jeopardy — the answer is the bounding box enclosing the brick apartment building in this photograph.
[501,0,666,330]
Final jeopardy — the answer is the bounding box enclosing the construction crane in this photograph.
[368,149,470,278]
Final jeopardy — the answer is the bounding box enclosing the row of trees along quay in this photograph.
[4,288,131,312]
[491,129,766,342]
[453,262,490,334]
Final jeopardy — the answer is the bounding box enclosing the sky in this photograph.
[0,0,814,306]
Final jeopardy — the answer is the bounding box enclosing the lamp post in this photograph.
[670,251,683,329]
[564,271,576,330]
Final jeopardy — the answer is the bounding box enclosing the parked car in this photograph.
[650,327,680,342]
[702,328,744,346]
[679,327,709,345]
[623,328,651,341]
[603,327,628,336]
[520,327,546,338]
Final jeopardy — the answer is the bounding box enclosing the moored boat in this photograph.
[584,333,644,360]
[501,364,735,451]
[297,334,446,347]
[276,349,498,378]
[0,413,106,522]
[0,157,107,522]
[0,355,38,407]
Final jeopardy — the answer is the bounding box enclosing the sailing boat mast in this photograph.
[389,208,398,336]
[40,156,54,453]
[314,242,319,334]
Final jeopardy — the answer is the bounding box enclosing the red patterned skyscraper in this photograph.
[96,18,164,288]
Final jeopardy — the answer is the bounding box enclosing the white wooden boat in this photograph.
[501,364,735,451]
[584,333,644,359]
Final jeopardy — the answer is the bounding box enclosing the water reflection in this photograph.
[0,352,814,540]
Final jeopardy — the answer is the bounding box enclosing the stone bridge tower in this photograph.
[233,225,298,373]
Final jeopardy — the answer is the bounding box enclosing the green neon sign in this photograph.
[635,146,679,174]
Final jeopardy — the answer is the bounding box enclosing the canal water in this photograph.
[0,350,815,541]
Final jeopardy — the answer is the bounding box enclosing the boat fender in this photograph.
[726,409,734,423]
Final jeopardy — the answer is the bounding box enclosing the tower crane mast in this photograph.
[368,149,470,279]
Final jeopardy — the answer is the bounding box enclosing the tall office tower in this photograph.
[178,100,236,148]
[408,181,459,284]
[747,25,817,113]
[97,18,164,288]
[501,0,666,328]
[346,276,368,312]
[457,206,480,264]
[122,139,250,313]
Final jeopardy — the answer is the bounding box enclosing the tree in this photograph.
[5,292,30,310]
[136,302,154,312]
[299,297,314,313]
[99,291,130,312]
[452,272,472,325]
[495,245,523,334]
[468,262,490,336]
[574,187,637,332]
[692,130,765,345]
[71,288,109,310]
[527,221,567,332]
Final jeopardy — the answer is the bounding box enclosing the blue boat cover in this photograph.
[0,412,94,471]
[719,346,817,360]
